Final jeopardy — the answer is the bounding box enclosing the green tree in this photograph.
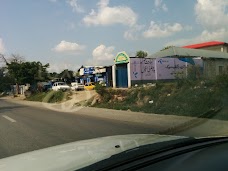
[136,50,148,58]
[48,72,59,79]
[0,53,9,65]
[9,54,25,63]
[59,69,74,79]
[0,67,14,92]
[7,61,49,85]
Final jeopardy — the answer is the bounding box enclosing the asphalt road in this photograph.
[0,99,157,159]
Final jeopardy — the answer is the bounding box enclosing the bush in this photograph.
[93,76,227,118]
[215,73,228,89]
[95,83,112,102]
[24,90,32,97]
[95,83,106,96]
[45,91,65,103]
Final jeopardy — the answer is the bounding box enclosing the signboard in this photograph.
[84,67,95,75]
[115,51,129,64]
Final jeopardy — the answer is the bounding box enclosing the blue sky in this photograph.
[1,0,228,72]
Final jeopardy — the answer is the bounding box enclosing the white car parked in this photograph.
[71,82,84,91]
[52,82,70,91]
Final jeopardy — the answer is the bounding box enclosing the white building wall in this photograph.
[112,65,116,88]
[127,62,131,88]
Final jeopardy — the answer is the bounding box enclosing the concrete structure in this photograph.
[78,66,112,86]
[112,52,131,88]
[183,41,228,52]
[149,45,228,79]
[113,41,228,88]
[112,51,201,88]
[11,84,30,95]
[183,41,228,78]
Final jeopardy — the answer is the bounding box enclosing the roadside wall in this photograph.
[130,57,203,85]
[204,59,228,78]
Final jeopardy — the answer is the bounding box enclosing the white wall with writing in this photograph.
[130,57,203,81]
[130,58,156,80]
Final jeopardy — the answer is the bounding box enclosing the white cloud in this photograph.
[166,0,228,47]
[83,0,137,26]
[154,0,168,12]
[49,0,84,13]
[0,38,5,53]
[143,21,183,38]
[48,63,80,73]
[166,29,228,46]
[53,40,85,53]
[195,0,228,29]
[97,0,109,8]
[67,0,84,13]
[92,44,115,61]
[124,24,145,40]
[163,0,228,47]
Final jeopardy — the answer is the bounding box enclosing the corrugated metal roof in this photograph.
[148,47,228,59]
[182,41,226,49]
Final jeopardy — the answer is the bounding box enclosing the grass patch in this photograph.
[26,90,67,103]
[93,74,228,119]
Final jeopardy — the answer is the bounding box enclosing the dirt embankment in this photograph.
[90,79,227,120]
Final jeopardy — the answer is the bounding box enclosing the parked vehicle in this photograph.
[52,82,70,91]
[37,82,52,92]
[84,82,95,91]
[71,82,84,91]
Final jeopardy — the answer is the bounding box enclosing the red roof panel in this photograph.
[182,41,226,49]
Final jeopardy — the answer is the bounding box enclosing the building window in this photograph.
[219,66,224,75]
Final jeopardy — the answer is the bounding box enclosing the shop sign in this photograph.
[84,67,95,75]
[115,51,129,64]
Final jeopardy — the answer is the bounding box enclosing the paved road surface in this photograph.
[0,99,158,159]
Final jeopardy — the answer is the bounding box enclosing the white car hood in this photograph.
[0,134,186,171]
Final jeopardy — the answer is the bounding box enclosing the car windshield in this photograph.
[0,1,228,170]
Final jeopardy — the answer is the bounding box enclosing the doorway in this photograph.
[116,64,128,88]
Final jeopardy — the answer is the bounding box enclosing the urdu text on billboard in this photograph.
[130,57,203,81]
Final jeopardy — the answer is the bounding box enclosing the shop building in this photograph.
[78,66,112,86]
[112,51,201,88]
[182,41,228,78]
[112,41,228,88]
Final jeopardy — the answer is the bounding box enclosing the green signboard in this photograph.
[115,52,129,64]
